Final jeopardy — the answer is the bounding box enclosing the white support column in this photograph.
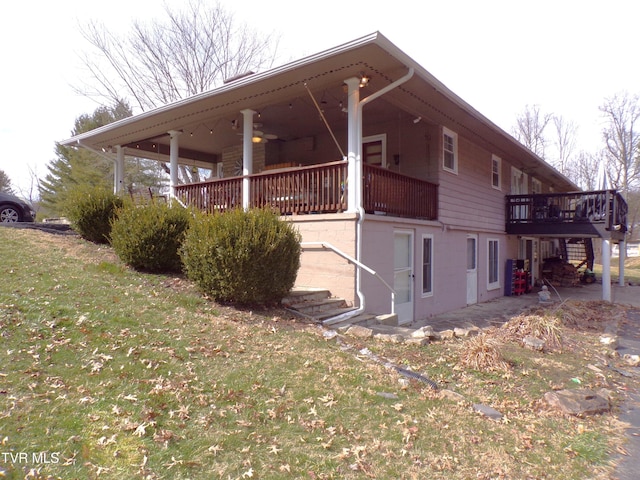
[241,109,255,210]
[168,130,181,202]
[619,240,626,286]
[602,238,611,302]
[115,145,125,194]
[344,77,360,213]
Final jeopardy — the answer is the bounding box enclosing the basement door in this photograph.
[467,234,478,305]
[394,230,414,325]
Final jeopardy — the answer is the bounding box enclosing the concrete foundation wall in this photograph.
[287,213,358,307]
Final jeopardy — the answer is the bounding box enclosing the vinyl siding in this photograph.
[438,134,506,232]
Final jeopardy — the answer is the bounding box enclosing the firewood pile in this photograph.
[542,259,579,287]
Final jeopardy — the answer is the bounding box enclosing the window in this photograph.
[442,127,458,173]
[422,235,433,296]
[488,239,499,290]
[491,155,501,189]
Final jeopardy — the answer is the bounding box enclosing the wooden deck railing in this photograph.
[363,164,438,220]
[250,161,348,214]
[175,160,438,220]
[506,190,628,237]
[175,177,244,214]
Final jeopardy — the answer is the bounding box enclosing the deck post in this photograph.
[344,77,360,214]
[241,109,255,210]
[618,240,626,286]
[168,130,181,203]
[602,238,611,302]
[115,145,125,194]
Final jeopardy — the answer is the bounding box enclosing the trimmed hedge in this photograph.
[180,208,301,305]
[64,186,124,244]
[110,203,192,273]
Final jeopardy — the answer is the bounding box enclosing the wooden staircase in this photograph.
[281,288,380,329]
[561,238,595,270]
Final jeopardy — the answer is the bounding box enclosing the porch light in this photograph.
[359,74,370,88]
[252,136,262,143]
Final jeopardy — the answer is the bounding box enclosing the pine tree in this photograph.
[0,170,14,194]
[39,101,166,215]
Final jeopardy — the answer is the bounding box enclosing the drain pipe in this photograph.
[325,68,415,326]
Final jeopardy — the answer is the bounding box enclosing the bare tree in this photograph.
[76,0,279,112]
[551,115,577,176]
[567,150,602,191]
[75,0,279,184]
[512,104,552,158]
[600,92,640,197]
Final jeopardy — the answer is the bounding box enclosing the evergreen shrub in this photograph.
[110,203,192,272]
[64,186,124,244]
[180,208,301,305]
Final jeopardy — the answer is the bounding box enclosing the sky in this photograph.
[1,0,638,196]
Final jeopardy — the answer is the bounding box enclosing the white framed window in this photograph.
[442,127,458,174]
[488,238,500,290]
[491,155,501,190]
[421,234,433,297]
[363,134,387,167]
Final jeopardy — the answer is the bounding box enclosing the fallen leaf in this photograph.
[133,423,148,437]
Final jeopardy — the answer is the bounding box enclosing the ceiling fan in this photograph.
[239,123,278,143]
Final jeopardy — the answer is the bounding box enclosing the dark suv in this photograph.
[0,192,36,222]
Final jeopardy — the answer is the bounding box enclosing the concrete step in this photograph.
[324,313,376,329]
[317,307,363,324]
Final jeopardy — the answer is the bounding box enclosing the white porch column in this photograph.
[344,77,361,213]
[602,238,611,302]
[619,240,626,286]
[241,109,255,210]
[168,130,181,202]
[115,145,125,194]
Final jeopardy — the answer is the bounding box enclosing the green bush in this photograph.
[110,203,192,273]
[180,208,301,305]
[64,186,124,244]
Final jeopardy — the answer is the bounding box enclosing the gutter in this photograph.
[77,140,117,164]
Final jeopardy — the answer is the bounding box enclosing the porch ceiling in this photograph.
[60,31,575,191]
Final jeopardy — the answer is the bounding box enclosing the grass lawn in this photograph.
[0,228,638,479]
[593,256,640,284]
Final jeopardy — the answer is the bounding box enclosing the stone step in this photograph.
[281,288,331,307]
[288,297,349,316]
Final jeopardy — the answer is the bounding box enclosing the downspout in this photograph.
[328,68,415,325]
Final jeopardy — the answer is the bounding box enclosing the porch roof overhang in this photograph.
[60,31,575,191]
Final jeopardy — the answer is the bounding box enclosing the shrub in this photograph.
[110,203,192,273]
[180,208,301,305]
[64,186,124,244]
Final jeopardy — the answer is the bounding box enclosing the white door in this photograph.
[394,231,414,325]
[466,234,478,305]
